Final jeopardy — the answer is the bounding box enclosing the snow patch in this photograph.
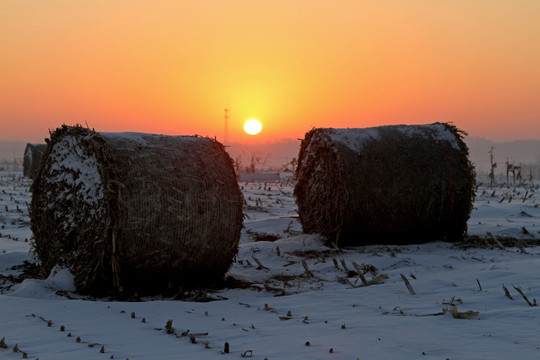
[3,164,540,359]
[101,131,202,145]
[43,134,105,232]
[46,134,104,206]
[9,265,75,299]
[327,123,459,152]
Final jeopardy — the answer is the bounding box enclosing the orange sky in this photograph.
[1,0,539,143]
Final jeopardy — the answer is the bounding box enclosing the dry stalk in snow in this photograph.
[400,273,416,295]
[252,257,269,270]
[502,284,513,300]
[415,305,479,319]
[352,262,369,286]
[263,303,277,313]
[348,273,388,288]
[513,285,537,307]
[165,320,174,334]
[476,279,483,291]
[241,350,253,358]
[493,238,505,250]
[356,272,369,286]
[302,260,314,277]
[339,258,350,272]
[445,305,480,320]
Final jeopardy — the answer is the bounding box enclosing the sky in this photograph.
[1,0,539,143]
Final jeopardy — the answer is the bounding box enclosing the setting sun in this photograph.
[243,119,262,135]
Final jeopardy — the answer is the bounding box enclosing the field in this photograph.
[1,163,540,359]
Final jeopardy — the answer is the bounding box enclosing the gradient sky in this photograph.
[1,0,539,143]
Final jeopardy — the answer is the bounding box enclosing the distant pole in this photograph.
[224,108,230,144]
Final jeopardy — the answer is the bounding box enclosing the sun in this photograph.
[243,119,262,135]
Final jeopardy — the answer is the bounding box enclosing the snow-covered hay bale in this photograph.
[294,123,475,246]
[23,143,46,178]
[30,125,243,295]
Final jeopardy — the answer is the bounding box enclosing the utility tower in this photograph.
[224,108,230,144]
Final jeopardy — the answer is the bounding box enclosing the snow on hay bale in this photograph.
[30,125,243,295]
[23,143,47,178]
[294,123,475,246]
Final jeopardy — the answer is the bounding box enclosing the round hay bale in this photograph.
[23,143,47,178]
[294,122,475,246]
[30,125,243,295]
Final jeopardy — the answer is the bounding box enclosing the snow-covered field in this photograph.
[1,163,540,360]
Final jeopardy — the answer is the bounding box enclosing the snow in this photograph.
[24,146,32,162]
[326,123,460,153]
[101,131,202,145]
[45,134,104,207]
[9,265,75,300]
[2,166,540,359]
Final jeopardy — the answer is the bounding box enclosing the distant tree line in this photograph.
[487,146,540,187]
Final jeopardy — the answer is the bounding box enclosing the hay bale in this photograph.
[294,123,475,246]
[23,143,47,178]
[30,125,243,295]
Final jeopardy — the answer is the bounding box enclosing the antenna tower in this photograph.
[224,108,230,144]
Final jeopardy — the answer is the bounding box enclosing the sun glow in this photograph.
[243,119,263,135]
[2,2,539,142]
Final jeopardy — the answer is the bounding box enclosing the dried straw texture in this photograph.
[294,123,475,246]
[23,143,46,178]
[31,125,243,295]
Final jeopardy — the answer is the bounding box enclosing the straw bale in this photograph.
[30,125,243,295]
[294,123,475,246]
[23,143,47,178]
